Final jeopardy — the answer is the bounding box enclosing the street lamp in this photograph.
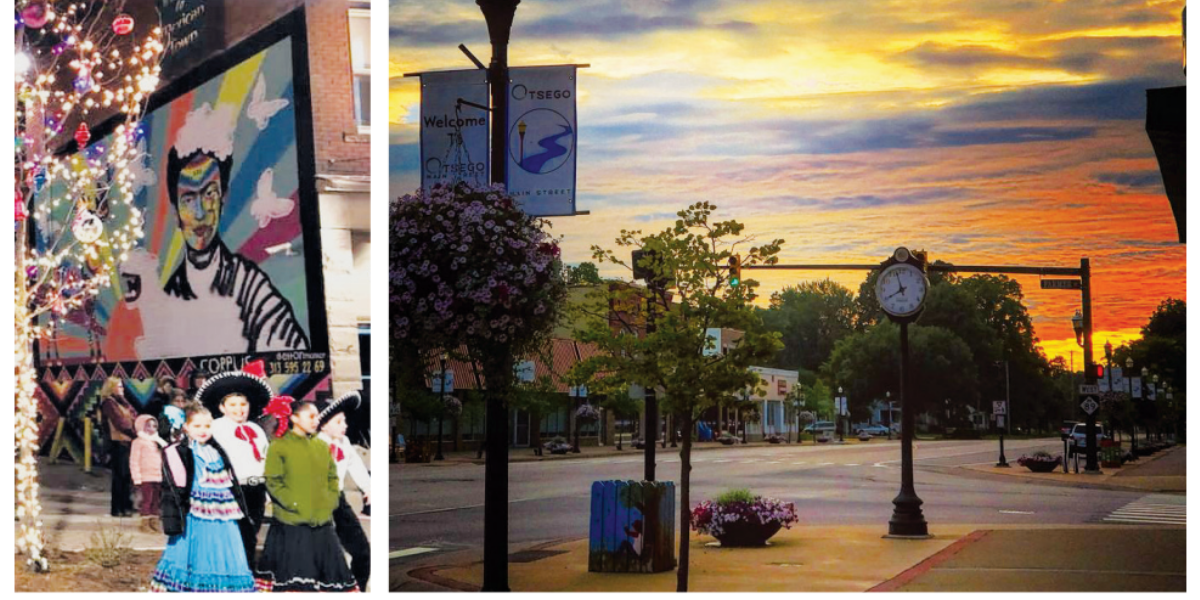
[435,352,448,461]
[477,1,521,591]
[1126,357,1138,458]
[886,391,893,441]
[1072,310,1084,346]
[838,386,845,443]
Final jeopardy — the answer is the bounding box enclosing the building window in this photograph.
[348,6,371,132]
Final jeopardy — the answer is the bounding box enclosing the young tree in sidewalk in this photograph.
[15,3,163,570]
[572,202,783,591]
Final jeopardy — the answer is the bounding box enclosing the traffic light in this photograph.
[728,255,742,287]
[1095,365,1105,379]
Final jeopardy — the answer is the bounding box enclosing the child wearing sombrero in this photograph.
[317,391,371,591]
[205,360,274,568]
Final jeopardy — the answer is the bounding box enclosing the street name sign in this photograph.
[1079,384,1100,395]
[418,69,490,193]
[1040,279,1082,290]
[506,65,578,216]
[1080,396,1100,415]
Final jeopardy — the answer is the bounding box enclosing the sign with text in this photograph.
[159,0,226,82]
[514,360,536,383]
[1040,279,1082,290]
[1079,384,1100,395]
[506,66,578,216]
[419,69,490,193]
[1081,396,1100,415]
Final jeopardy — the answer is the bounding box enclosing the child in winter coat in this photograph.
[150,404,256,593]
[130,414,167,532]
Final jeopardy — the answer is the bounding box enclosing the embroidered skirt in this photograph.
[254,522,359,592]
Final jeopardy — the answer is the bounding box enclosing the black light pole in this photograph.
[889,320,928,536]
[1080,260,1101,474]
[886,392,893,441]
[997,360,1009,467]
[1127,358,1138,458]
[478,1,520,591]
[838,386,845,443]
[435,353,447,460]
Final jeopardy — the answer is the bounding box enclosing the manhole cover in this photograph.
[508,549,568,564]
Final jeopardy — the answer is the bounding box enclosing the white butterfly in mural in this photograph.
[246,73,290,131]
[127,137,157,194]
[250,168,294,228]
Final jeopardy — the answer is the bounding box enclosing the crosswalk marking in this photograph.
[1101,495,1186,526]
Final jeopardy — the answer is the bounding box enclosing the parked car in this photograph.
[802,421,837,434]
[1067,423,1107,453]
[1060,420,1079,439]
[854,424,890,437]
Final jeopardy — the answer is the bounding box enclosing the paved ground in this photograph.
[391,439,1185,591]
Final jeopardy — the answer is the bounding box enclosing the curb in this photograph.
[868,530,991,592]
[404,538,575,592]
[954,446,1183,493]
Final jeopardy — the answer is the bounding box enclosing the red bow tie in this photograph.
[329,444,344,462]
[235,425,263,461]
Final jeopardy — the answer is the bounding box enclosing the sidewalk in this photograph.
[33,457,369,553]
[399,436,890,466]
[406,523,1185,592]
[960,445,1185,493]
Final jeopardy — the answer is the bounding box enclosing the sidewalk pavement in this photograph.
[33,457,369,553]
[407,523,1185,592]
[961,445,1185,493]
[399,436,891,466]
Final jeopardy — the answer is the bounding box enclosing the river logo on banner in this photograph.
[509,107,574,175]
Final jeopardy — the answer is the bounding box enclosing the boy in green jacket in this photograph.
[253,400,358,592]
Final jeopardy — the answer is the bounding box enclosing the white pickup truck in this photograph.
[1067,423,1107,454]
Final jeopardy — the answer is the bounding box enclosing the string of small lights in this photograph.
[14,0,163,572]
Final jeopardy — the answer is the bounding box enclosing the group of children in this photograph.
[135,361,370,593]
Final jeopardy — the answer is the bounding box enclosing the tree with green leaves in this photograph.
[571,202,783,592]
[759,279,859,371]
[510,374,562,456]
[566,261,604,286]
[600,386,643,450]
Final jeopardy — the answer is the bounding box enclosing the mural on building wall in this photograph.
[31,11,330,448]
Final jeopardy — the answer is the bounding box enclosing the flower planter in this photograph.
[713,521,783,547]
[1024,460,1059,473]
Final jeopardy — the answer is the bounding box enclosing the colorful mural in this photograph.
[34,17,327,383]
[30,12,330,454]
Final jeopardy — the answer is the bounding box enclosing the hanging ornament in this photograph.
[33,167,46,191]
[15,190,28,222]
[20,2,50,29]
[52,41,67,55]
[72,210,104,244]
[25,265,38,281]
[112,14,134,35]
[74,122,90,147]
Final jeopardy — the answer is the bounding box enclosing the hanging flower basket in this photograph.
[692,491,797,547]
[575,403,600,422]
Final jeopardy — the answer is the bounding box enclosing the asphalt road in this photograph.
[390,438,1158,590]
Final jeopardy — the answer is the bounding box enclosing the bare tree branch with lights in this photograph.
[14,0,163,572]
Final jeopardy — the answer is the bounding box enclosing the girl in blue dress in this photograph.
[150,403,256,592]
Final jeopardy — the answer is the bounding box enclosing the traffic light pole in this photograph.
[1081,258,1100,473]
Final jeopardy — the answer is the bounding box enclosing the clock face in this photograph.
[876,262,928,318]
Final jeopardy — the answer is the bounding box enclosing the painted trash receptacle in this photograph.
[588,480,677,573]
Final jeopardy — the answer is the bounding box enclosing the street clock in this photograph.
[875,247,929,322]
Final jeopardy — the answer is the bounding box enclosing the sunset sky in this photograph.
[389,0,1187,365]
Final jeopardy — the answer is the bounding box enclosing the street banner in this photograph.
[1098,367,1127,393]
[1131,377,1142,398]
[514,360,536,383]
[1147,383,1158,401]
[432,371,455,394]
[703,328,722,356]
[993,400,1007,415]
[419,69,489,193]
[570,384,588,398]
[506,65,578,216]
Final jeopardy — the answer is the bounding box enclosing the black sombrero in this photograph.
[194,363,274,419]
[317,391,362,427]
